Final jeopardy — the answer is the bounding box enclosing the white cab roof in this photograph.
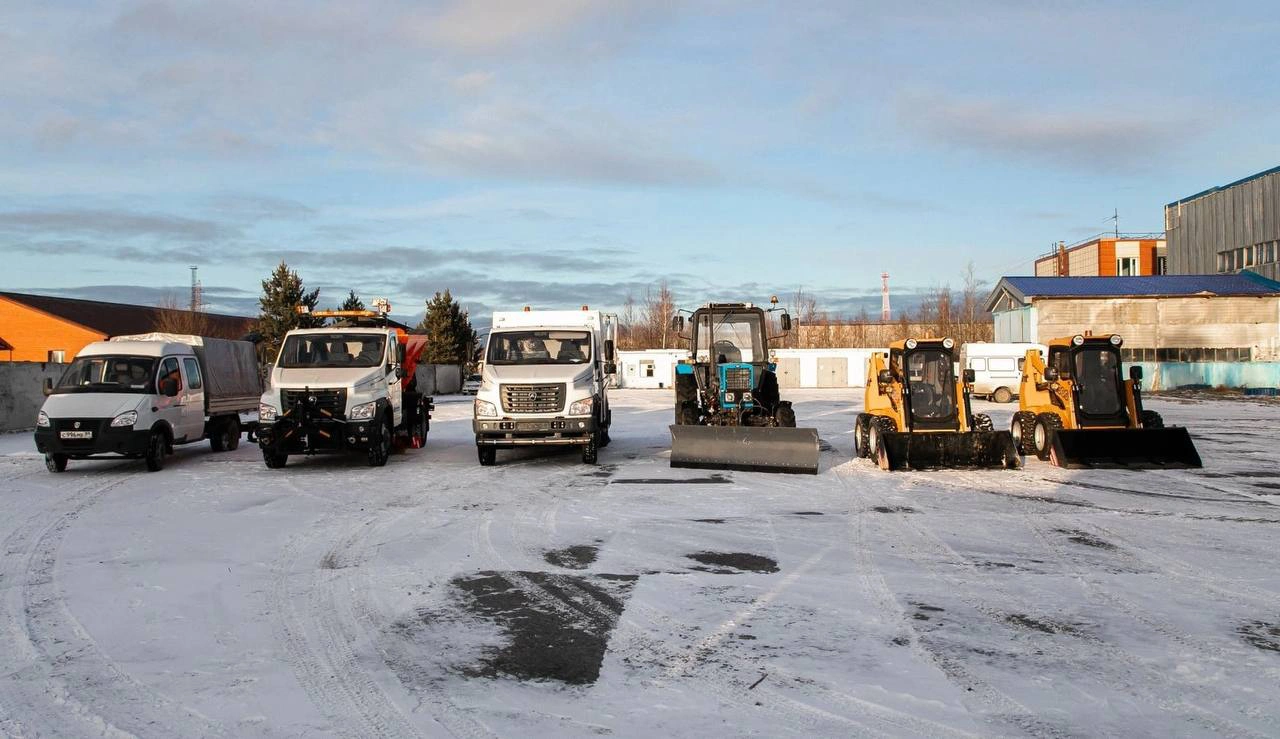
[81,340,195,358]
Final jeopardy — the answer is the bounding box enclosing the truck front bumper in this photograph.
[474,417,596,446]
[35,425,151,458]
[257,418,382,454]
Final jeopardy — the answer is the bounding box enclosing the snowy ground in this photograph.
[1,389,1278,738]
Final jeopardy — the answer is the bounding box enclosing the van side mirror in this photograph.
[962,368,976,384]
[1129,365,1143,381]
[780,313,792,332]
[671,315,684,332]
[605,339,615,359]
[160,377,180,397]
[1044,367,1059,382]
[43,377,54,396]
[877,369,893,385]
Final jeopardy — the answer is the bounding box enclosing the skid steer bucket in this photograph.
[1048,428,1202,469]
[669,425,821,474]
[877,430,1021,472]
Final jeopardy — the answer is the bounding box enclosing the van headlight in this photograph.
[474,399,498,418]
[349,401,378,420]
[259,403,278,422]
[37,411,50,428]
[569,397,594,416]
[110,411,137,428]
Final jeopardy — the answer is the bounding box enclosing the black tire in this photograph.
[1033,413,1063,461]
[263,448,288,468]
[45,453,68,473]
[675,375,698,424]
[776,404,796,428]
[1011,411,1036,455]
[853,413,871,459]
[875,433,891,471]
[992,387,1015,404]
[211,417,240,452]
[582,433,599,465]
[367,416,391,467]
[867,415,896,460]
[144,430,166,472]
[477,445,496,466]
[971,413,994,432]
[1141,410,1164,429]
[412,402,429,448]
[677,402,700,427]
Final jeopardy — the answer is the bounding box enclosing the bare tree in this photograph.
[619,293,639,350]
[641,280,677,349]
[154,294,212,336]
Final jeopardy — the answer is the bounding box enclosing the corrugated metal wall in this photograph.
[1166,169,1280,280]
[1033,296,1280,356]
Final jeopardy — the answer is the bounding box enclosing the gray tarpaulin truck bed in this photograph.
[111,333,261,414]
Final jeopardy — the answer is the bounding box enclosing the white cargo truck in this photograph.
[34,333,261,472]
[959,341,1047,403]
[472,307,617,465]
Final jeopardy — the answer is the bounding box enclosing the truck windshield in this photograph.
[1074,347,1125,417]
[695,312,762,363]
[278,334,386,368]
[54,355,157,394]
[488,331,591,365]
[905,349,956,421]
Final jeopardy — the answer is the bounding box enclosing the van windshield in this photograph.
[54,355,157,394]
[279,333,386,368]
[488,331,591,365]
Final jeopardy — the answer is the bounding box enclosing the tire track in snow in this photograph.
[0,466,226,738]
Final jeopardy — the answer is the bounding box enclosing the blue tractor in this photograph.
[669,301,820,474]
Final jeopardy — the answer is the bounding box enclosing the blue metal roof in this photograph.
[985,271,1280,312]
[1166,164,1280,209]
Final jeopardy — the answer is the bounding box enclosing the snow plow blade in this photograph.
[1048,428,1202,469]
[877,431,1020,471]
[669,425,820,474]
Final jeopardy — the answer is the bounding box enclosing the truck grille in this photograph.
[723,367,753,390]
[500,384,565,414]
[282,388,347,415]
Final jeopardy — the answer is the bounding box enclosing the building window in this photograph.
[1156,256,1167,274]
[1117,257,1139,276]
[48,350,66,363]
[642,361,655,378]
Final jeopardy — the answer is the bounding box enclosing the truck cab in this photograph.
[472,307,617,466]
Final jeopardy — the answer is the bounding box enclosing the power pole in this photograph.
[189,266,202,312]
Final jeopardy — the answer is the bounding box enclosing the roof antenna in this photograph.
[1108,208,1119,238]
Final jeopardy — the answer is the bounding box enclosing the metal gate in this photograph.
[775,357,802,388]
[816,356,847,387]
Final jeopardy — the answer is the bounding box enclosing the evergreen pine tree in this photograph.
[417,289,477,364]
[340,290,364,312]
[255,261,321,361]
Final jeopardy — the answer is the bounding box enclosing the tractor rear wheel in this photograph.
[1033,413,1063,461]
[775,404,796,428]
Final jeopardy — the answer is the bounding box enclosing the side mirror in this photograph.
[388,364,402,380]
[962,368,976,384]
[671,315,684,332]
[877,369,893,385]
[1129,365,1143,381]
[780,313,792,332]
[160,378,179,397]
[43,377,54,396]
[604,361,617,375]
[1044,367,1059,382]
[605,339,615,359]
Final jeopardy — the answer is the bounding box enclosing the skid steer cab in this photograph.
[854,338,1020,471]
[668,299,819,474]
[1012,333,1201,468]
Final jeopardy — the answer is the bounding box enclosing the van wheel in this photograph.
[992,387,1014,404]
[477,445,496,466]
[211,417,240,452]
[45,453,68,473]
[144,431,167,471]
[367,416,391,467]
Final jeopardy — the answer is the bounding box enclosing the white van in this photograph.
[959,342,1046,403]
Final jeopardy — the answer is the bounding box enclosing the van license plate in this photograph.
[60,431,93,439]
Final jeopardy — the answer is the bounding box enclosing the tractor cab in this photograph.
[1045,335,1129,427]
[688,303,772,412]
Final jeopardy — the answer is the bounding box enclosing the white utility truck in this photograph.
[34,333,261,472]
[473,307,617,465]
[959,341,1047,403]
[255,303,432,468]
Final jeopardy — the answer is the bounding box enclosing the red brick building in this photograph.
[1034,234,1167,277]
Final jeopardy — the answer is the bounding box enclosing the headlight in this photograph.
[906,339,918,349]
[1072,335,1085,346]
[569,397,594,416]
[1110,335,1123,346]
[110,411,137,428]
[474,399,498,418]
[37,411,50,428]
[349,401,378,420]
[942,338,955,349]
[259,403,278,422]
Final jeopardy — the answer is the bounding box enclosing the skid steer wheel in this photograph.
[1032,413,1063,461]
[1141,410,1164,429]
[868,416,896,467]
[477,445,496,466]
[775,403,796,428]
[971,413,994,432]
[367,416,391,467]
[1011,411,1036,455]
[853,413,871,458]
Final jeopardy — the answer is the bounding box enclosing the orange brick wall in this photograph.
[1139,240,1156,274]
[1098,239,1117,276]
[0,297,106,362]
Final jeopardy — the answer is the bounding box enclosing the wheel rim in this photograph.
[1034,423,1045,450]
[1012,419,1022,445]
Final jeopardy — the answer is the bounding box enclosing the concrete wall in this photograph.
[413,363,464,395]
[1132,361,1280,391]
[0,362,67,432]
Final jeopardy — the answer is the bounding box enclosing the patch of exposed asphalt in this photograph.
[909,603,945,622]
[692,518,725,524]
[1238,621,1280,652]
[452,570,639,684]
[871,505,918,514]
[686,551,779,574]
[791,511,824,516]
[611,474,732,485]
[544,544,599,570]
[1003,613,1086,637]
[1053,528,1117,550]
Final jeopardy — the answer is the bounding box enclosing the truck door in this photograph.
[180,357,207,440]
[386,334,403,427]
[154,357,192,441]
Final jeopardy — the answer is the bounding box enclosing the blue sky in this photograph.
[2,1,1278,324]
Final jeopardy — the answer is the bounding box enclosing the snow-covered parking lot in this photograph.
[1,388,1278,738]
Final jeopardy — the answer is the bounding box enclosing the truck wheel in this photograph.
[971,413,994,432]
[477,445,496,466]
[144,430,166,472]
[1033,413,1063,461]
[45,453,68,473]
[992,387,1014,404]
[1141,410,1164,429]
[211,417,240,452]
[776,404,796,428]
[263,449,288,469]
[367,416,391,467]
[582,433,599,465]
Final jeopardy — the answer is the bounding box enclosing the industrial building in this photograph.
[1165,165,1280,280]
[616,349,689,389]
[986,273,1280,389]
[0,292,252,362]
[1034,234,1167,277]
